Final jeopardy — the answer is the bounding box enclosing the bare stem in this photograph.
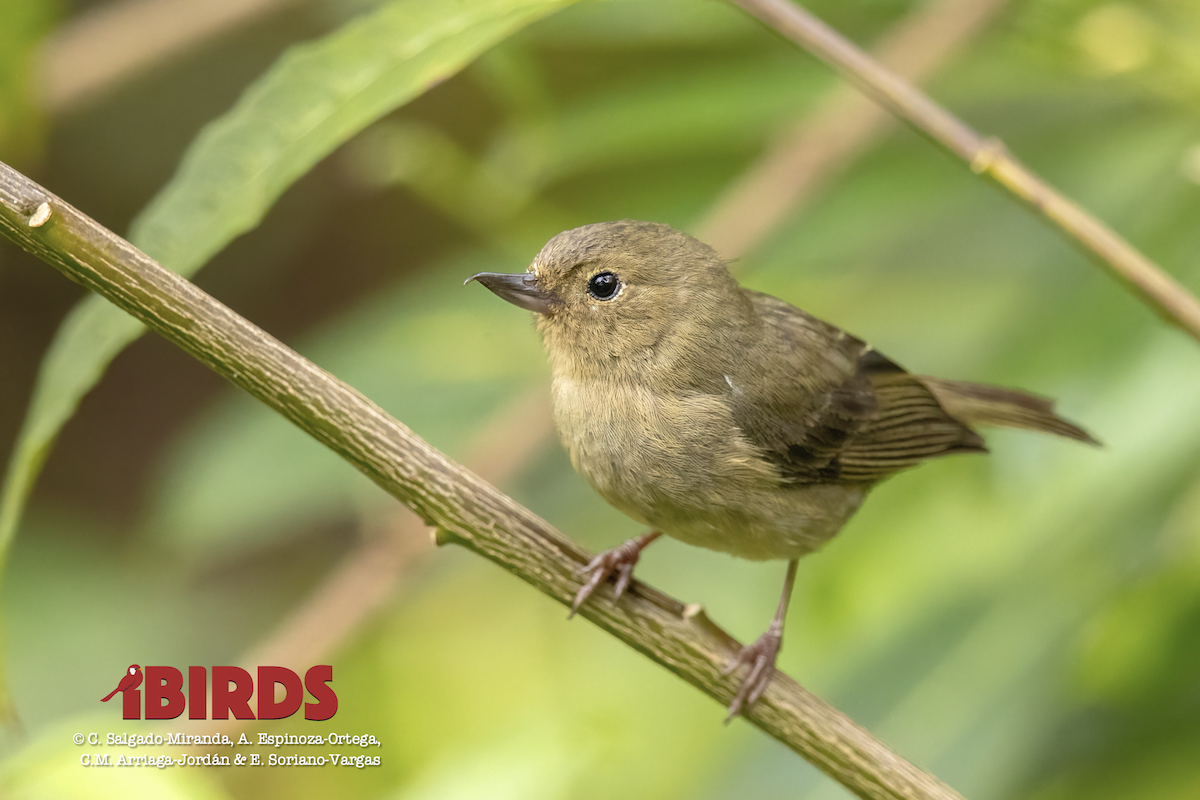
[0,161,963,800]
[728,0,1200,343]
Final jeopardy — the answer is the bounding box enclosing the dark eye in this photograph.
[587,271,620,301]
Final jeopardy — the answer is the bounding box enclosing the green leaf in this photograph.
[0,0,580,568]
[0,0,58,160]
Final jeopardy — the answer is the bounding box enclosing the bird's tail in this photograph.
[920,378,1099,445]
[101,689,119,702]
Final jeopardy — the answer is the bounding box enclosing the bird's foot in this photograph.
[570,534,656,617]
[722,626,783,721]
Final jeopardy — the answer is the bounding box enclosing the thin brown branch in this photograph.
[727,0,1200,343]
[0,161,963,800]
[696,0,1008,258]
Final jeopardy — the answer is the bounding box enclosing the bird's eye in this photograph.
[587,271,621,301]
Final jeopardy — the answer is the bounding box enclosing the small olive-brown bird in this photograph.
[468,220,1096,719]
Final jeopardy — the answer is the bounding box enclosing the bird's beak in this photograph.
[464,272,558,315]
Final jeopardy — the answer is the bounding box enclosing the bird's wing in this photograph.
[731,292,984,486]
[835,355,986,482]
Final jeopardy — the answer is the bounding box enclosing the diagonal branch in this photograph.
[728,0,1200,344]
[0,162,963,800]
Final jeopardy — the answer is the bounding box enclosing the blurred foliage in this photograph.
[2,0,1200,798]
[0,0,58,161]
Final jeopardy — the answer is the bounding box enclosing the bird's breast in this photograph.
[549,375,861,559]
[551,376,762,497]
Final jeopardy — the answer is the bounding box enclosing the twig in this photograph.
[0,161,963,800]
[727,0,1200,344]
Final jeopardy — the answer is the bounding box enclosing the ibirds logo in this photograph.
[101,664,337,721]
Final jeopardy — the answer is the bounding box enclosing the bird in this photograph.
[467,220,1097,720]
[101,664,143,702]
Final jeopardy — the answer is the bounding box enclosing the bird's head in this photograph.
[128,665,141,675]
[467,221,746,379]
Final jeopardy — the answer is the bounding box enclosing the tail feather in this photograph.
[920,378,1100,446]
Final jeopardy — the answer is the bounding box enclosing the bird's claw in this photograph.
[569,539,645,617]
[722,627,782,722]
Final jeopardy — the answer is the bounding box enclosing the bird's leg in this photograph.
[722,558,799,721]
[570,530,663,617]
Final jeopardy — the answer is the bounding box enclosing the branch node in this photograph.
[431,527,460,547]
[969,136,1007,175]
[27,201,52,227]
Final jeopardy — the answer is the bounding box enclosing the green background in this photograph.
[1,0,1199,797]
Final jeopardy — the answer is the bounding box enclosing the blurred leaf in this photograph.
[526,0,760,47]
[0,0,58,161]
[496,56,826,188]
[339,54,828,245]
[7,0,1200,796]
[127,0,581,277]
[0,0,582,569]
